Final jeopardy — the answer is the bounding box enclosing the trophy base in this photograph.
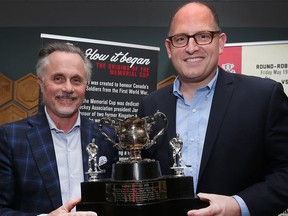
[77,161,209,216]
[77,197,208,216]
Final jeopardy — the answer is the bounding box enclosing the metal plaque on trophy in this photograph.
[76,111,208,216]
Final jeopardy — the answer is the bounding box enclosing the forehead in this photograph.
[43,51,87,79]
[48,51,83,64]
[170,3,216,34]
[48,51,84,69]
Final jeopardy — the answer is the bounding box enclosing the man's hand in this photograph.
[187,193,241,216]
[48,197,97,216]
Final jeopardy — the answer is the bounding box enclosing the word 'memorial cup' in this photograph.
[99,111,168,162]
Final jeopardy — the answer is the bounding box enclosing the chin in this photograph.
[56,108,78,117]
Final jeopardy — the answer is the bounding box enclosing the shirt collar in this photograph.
[173,68,219,98]
[44,106,81,133]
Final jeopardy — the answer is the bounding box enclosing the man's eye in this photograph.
[53,76,64,82]
[175,36,186,42]
[71,77,82,84]
[198,34,210,39]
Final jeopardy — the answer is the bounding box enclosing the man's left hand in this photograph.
[187,193,241,216]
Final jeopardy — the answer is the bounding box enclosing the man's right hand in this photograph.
[48,198,97,216]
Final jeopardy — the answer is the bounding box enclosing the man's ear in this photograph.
[218,32,227,55]
[165,39,173,59]
[37,78,43,92]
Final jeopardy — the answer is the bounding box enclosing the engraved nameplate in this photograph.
[106,180,167,203]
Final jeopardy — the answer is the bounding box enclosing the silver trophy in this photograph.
[86,138,105,181]
[169,133,191,176]
[99,111,168,162]
[77,114,209,215]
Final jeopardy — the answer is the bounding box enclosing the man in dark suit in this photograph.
[138,1,288,216]
[0,42,117,215]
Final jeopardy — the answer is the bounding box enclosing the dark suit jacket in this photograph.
[0,109,118,215]
[138,68,288,215]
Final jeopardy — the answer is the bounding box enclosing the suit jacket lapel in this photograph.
[27,111,62,209]
[165,86,177,141]
[160,86,177,165]
[198,69,235,181]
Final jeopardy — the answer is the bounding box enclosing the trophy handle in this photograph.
[99,117,118,147]
[144,111,168,148]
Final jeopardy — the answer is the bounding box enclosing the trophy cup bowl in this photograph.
[98,111,168,181]
[99,110,168,162]
[116,117,149,160]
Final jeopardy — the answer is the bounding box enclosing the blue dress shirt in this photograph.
[173,71,250,216]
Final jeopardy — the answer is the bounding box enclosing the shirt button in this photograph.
[192,108,197,113]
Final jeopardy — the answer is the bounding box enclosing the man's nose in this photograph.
[62,81,74,92]
[185,37,199,52]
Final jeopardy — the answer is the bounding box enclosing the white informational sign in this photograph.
[219,40,288,95]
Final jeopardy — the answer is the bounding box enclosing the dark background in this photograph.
[0,0,288,82]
